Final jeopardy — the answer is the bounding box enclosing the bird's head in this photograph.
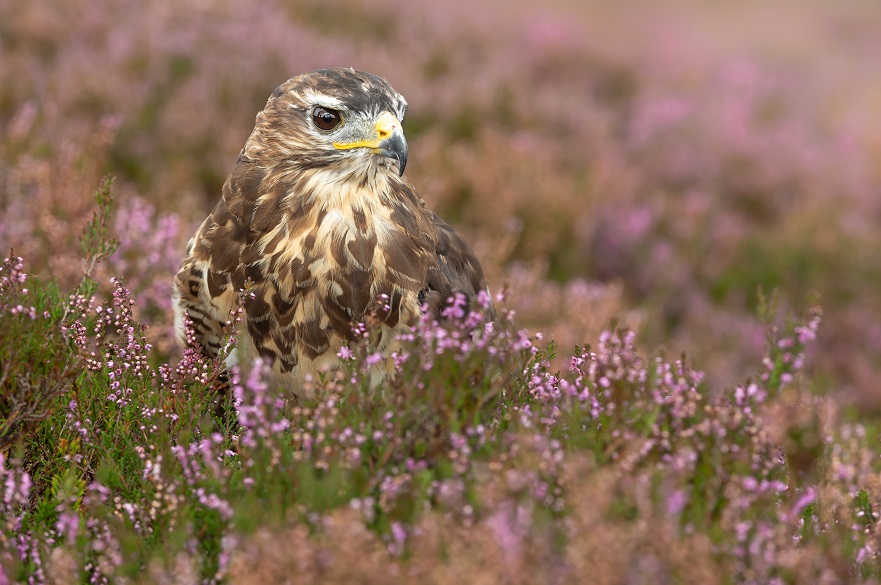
[253,68,409,178]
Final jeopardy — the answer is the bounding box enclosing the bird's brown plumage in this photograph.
[172,68,492,390]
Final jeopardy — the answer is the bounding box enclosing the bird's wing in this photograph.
[172,154,270,357]
[423,212,495,320]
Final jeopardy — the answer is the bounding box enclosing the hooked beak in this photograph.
[333,111,409,176]
[376,131,408,176]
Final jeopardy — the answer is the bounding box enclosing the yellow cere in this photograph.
[334,111,400,151]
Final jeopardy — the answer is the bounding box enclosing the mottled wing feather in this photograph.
[172,154,267,357]
[172,250,232,356]
[423,213,495,320]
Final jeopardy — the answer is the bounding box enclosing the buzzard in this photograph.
[172,68,493,390]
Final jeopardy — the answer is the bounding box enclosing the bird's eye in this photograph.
[312,107,342,131]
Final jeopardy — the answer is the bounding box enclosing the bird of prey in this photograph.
[172,68,493,390]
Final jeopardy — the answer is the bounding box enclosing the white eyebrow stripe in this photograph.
[299,88,346,110]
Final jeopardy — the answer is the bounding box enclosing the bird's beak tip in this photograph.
[377,132,408,177]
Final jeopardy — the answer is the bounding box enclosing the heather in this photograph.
[2,0,881,582]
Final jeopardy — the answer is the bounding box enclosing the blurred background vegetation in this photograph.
[2,0,880,405]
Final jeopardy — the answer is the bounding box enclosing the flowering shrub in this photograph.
[2,0,881,582]
[1,199,880,583]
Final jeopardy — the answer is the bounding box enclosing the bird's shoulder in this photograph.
[418,204,493,318]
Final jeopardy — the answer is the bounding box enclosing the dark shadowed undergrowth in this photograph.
[1,183,879,585]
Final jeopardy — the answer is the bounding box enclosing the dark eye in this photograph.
[312,107,341,131]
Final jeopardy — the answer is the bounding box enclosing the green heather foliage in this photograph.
[3,0,881,582]
[0,189,874,583]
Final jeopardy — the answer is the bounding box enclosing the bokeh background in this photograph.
[2,0,880,404]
